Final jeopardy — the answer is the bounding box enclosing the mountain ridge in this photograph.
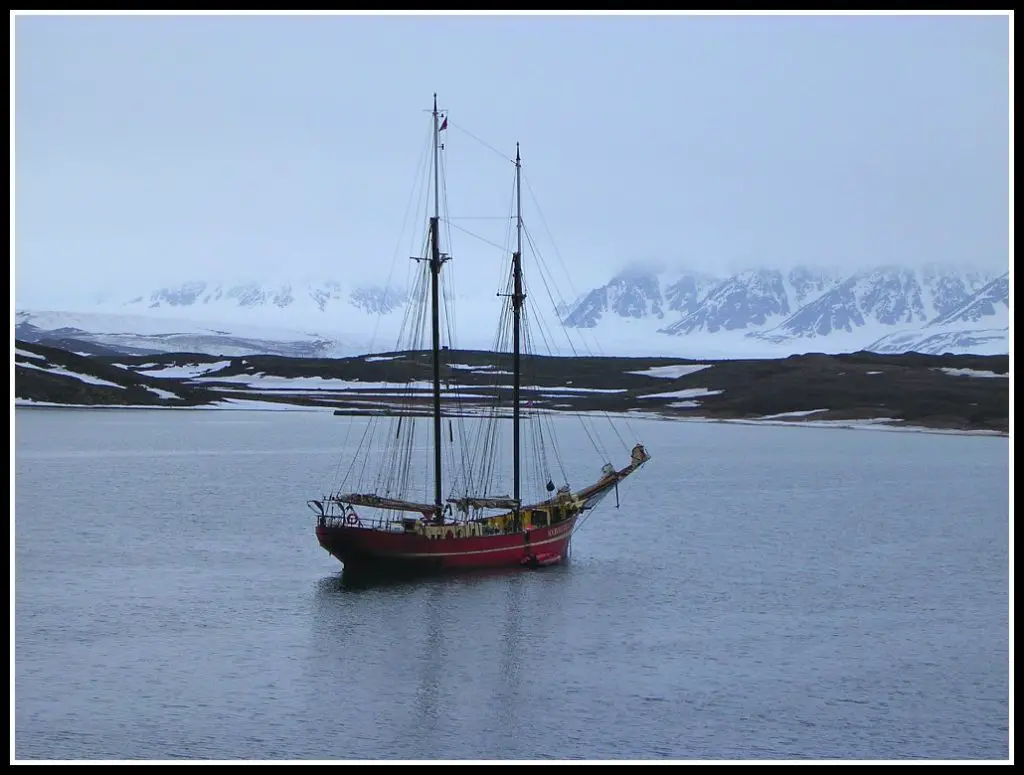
[15,262,1009,359]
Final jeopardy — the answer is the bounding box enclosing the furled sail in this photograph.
[333,493,436,516]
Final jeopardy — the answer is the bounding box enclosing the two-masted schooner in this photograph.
[309,95,650,575]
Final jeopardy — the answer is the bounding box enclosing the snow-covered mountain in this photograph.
[745,264,993,343]
[14,263,1009,358]
[660,269,796,335]
[125,279,411,322]
[14,309,348,358]
[557,263,1006,356]
[562,267,721,327]
[924,271,1010,328]
[866,271,1010,355]
[663,270,724,316]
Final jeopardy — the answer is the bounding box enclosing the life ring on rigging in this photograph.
[344,506,361,526]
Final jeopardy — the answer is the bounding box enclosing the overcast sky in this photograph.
[13,12,1011,307]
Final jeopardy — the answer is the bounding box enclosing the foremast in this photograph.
[428,93,448,522]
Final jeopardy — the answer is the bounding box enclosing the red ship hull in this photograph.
[315,517,576,575]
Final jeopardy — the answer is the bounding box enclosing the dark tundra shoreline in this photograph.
[14,340,1009,435]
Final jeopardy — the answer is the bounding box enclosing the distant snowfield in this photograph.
[638,387,723,400]
[449,363,514,375]
[14,303,1011,359]
[539,386,626,394]
[626,364,713,379]
[146,386,180,400]
[15,308,337,340]
[17,359,126,389]
[936,367,1008,379]
[760,409,830,419]
[867,325,1009,357]
[133,361,233,378]
[565,319,800,359]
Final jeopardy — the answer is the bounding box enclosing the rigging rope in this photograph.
[520,173,644,452]
[448,119,516,166]
[333,120,435,497]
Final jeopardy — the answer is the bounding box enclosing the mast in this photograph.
[429,93,445,522]
[512,143,524,513]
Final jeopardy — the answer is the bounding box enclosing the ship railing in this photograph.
[308,499,412,532]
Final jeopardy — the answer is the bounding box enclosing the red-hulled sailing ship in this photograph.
[309,94,650,577]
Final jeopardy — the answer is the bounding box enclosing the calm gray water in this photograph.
[14,408,1010,761]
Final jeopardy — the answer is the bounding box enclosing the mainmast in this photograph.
[512,144,524,514]
[428,94,447,522]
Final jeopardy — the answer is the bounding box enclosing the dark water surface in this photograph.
[14,408,1010,760]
